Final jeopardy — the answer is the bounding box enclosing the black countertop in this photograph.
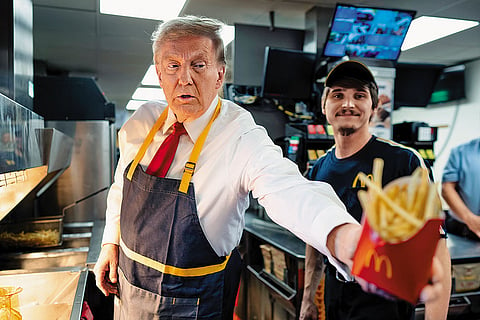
[245,212,480,264]
[245,212,306,259]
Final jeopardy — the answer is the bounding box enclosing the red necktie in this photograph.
[146,122,187,177]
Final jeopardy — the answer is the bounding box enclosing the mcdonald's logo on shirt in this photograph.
[364,249,393,279]
[352,173,374,188]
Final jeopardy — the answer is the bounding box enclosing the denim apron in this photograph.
[115,100,241,319]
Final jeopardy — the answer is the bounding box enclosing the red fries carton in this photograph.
[351,160,445,304]
[352,216,443,304]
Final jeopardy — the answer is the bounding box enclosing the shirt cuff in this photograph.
[101,223,120,246]
[309,205,359,280]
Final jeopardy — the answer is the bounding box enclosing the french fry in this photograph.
[373,158,384,187]
[357,190,370,216]
[424,182,440,220]
[407,168,422,212]
[379,198,388,230]
[412,168,429,220]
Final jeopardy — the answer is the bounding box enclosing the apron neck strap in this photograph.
[127,99,222,194]
[179,99,221,193]
[126,107,168,181]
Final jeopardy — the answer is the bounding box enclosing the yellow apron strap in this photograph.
[120,238,231,277]
[178,99,222,193]
[126,107,169,180]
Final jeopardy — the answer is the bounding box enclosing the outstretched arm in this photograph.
[93,243,119,296]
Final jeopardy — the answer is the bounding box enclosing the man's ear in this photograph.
[321,88,329,115]
[215,65,226,90]
[155,64,162,86]
[369,104,378,122]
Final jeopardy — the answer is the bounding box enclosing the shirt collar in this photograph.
[164,96,219,143]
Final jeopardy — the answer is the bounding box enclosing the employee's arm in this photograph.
[94,243,119,296]
[424,238,451,320]
[442,181,480,237]
[300,244,325,320]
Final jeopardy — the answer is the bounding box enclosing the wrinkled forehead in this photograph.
[161,37,214,57]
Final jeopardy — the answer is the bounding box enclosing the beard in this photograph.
[338,126,356,136]
[335,109,361,137]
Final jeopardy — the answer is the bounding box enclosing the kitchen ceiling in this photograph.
[32,0,480,117]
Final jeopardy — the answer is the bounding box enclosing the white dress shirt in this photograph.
[102,96,358,275]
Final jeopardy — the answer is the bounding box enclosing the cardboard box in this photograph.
[260,244,286,281]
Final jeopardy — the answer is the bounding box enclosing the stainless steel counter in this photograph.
[447,233,480,264]
[0,219,106,320]
[86,219,104,269]
[0,266,88,320]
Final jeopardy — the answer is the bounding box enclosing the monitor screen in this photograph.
[234,24,305,87]
[261,47,317,101]
[394,63,444,109]
[322,4,416,61]
[429,64,466,104]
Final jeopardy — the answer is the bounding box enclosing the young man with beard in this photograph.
[299,60,451,320]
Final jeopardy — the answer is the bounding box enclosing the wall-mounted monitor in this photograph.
[429,64,466,104]
[261,47,316,101]
[322,3,416,61]
[394,63,444,109]
[233,24,305,87]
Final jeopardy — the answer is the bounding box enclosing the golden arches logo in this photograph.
[352,173,374,188]
[364,249,393,279]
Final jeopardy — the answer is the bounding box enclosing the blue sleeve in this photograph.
[442,148,460,183]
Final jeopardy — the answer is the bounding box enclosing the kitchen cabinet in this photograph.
[239,212,306,320]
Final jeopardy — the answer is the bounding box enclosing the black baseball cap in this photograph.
[325,60,376,87]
